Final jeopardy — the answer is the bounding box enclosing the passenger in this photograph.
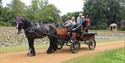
[80,16,86,29]
[64,16,72,28]
[71,17,76,25]
[71,14,87,37]
[72,15,85,31]
[77,13,83,24]
[85,16,91,28]
[85,16,91,32]
[71,13,83,30]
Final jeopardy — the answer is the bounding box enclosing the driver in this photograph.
[64,16,73,28]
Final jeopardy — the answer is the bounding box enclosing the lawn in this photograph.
[64,48,125,63]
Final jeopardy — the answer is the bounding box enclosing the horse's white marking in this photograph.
[16,24,19,33]
[16,24,19,28]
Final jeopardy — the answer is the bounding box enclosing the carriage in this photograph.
[16,18,96,56]
[56,28,96,53]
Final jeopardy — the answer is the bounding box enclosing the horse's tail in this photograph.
[48,24,58,50]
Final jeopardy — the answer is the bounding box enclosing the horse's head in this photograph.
[16,23,24,34]
[16,17,24,34]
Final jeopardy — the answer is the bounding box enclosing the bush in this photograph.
[94,19,108,30]
[0,21,7,26]
[120,27,125,31]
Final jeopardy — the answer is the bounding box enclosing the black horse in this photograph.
[16,19,58,56]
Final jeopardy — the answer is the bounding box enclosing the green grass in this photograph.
[64,48,125,63]
[0,44,48,53]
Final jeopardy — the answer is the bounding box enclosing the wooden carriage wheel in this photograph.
[88,39,96,50]
[70,40,80,53]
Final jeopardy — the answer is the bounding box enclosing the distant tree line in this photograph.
[83,0,125,29]
[0,0,125,30]
[0,0,61,26]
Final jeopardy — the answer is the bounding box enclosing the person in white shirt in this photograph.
[77,13,83,24]
[64,16,72,27]
[71,17,76,25]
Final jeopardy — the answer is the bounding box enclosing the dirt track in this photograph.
[0,41,125,63]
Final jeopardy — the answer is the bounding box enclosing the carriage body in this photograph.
[56,28,96,53]
[56,28,69,40]
[76,33,96,41]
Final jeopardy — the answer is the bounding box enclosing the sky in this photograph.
[2,0,84,15]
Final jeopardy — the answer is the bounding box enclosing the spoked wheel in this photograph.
[88,39,96,50]
[70,41,80,53]
[57,40,65,49]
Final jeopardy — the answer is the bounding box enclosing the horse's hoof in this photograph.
[46,49,55,54]
[27,53,36,56]
[46,50,52,54]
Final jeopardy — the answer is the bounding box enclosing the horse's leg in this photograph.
[47,36,57,53]
[47,36,54,53]
[27,38,36,56]
[52,36,58,51]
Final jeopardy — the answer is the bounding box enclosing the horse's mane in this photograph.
[21,19,32,28]
[21,19,58,30]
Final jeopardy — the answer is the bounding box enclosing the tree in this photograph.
[44,0,49,6]
[61,12,79,22]
[10,0,26,17]
[27,0,60,23]
[83,0,125,29]
[28,0,40,21]
[0,7,14,26]
[106,0,121,25]
[0,0,2,7]
[41,4,60,23]
[0,0,61,26]
[119,0,125,19]
[0,0,2,18]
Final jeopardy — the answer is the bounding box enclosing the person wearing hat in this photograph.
[72,14,86,30]
[71,17,76,25]
[71,14,86,37]
[64,16,73,28]
[77,13,83,24]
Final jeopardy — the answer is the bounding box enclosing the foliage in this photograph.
[120,27,125,31]
[83,0,125,29]
[0,7,14,26]
[1,0,125,29]
[61,12,79,22]
[64,48,125,63]
[10,0,26,17]
[0,0,2,8]
[0,0,61,26]
[41,4,61,23]
[61,0,125,30]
